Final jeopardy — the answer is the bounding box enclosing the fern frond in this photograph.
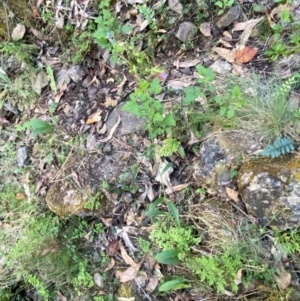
[259,137,294,158]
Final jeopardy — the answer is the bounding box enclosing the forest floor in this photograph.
[1,0,300,300]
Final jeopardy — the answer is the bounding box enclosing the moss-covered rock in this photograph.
[238,154,300,229]
[193,131,258,194]
[46,154,118,217]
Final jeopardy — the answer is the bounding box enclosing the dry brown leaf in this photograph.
[234,268,244,285]
[107,78,114,84]
[170,183,191,192]
[30,27,50,40]
[98,114,121,142]
[0,117,10,124]
[86,110,103,125]
[235,17,264,48]
[232,63,245,75]
[223,31,232,39]
[213,47,235,63]
[199,22,211,37]
[117,266,137,283]
[275,270,291,290]
[174,59,201,68]
[31,7,40,18]
[104,257,116,272]
[233,17,264,31]
[119,243,140,269]
[105,96,118,107]
[15,193,27,200]
[146,276,159,293]
[226,187,239,202]
[235,46,258,63]
[219,38,233,48]
[108,239,119,256]
[55,291,67,301]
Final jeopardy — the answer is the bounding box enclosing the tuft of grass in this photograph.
[234,75,299,143]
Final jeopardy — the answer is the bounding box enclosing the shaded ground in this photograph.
[1,0,300,300]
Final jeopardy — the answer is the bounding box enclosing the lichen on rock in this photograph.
[46,154,120,217]
[193,131,258,195]
[238,154,300,229]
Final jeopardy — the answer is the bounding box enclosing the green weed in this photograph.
[214,0,234,15]
[123,78,176,139]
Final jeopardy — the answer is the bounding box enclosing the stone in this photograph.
[168,0,183,14]
[210,59,232,74]
[106,102,145,136]
[94,272,104,288]
[193,131,258,195]
[238,154,300,229]
[175,22,197,43]
[46,155,122,217]
[215,6,241,29]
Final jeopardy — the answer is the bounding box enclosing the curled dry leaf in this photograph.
[108,239,119,256]
[15,193,27,200]
[98,115,121,143]
[226,187,239,202]
[146,275,159,293]
[104,257,116,272]
[86,110,103,125]
[119,243,140,269]
[236,17,264,48]
[213,47,236,63]
[30,27,50,40]
[235,46,258,63]
[275,269,291,290]
[116,266,138,283]
[105,96,118,107]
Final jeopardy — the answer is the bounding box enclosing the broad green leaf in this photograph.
[161,162,173,175]
[161,114,176,127]
[46,65,57,94]
[28,119,53,138]
[155,249,181,265]
[121,24,132,34]
[149,78,162,95]
[158,278,190,292]
[167,201,180,226]
[145,209,166,217]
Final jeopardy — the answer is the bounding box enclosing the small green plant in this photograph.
[17,118,54,138]
[139,238,151,253]
[259,137,294,158]
[229,168,238,178]
[159,138,180,157]
[83,192,102,210]
[123,78,176,138]
[214,0,235,15]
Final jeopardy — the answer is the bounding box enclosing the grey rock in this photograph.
[17,146,27,167]
[238,155,300,229]
[103,143,112,153]
[210,59,232,74]
[181,67,193,75]
[171,69,182,77]
[215,6,241,29]
[94,272,104,288]
[271,54,300,79]
[175,22,197,43]
[106,102,145,136]
[168,0,183,14]
[193,131,258,195]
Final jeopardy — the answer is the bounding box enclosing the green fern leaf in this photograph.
[259,137,294,158]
